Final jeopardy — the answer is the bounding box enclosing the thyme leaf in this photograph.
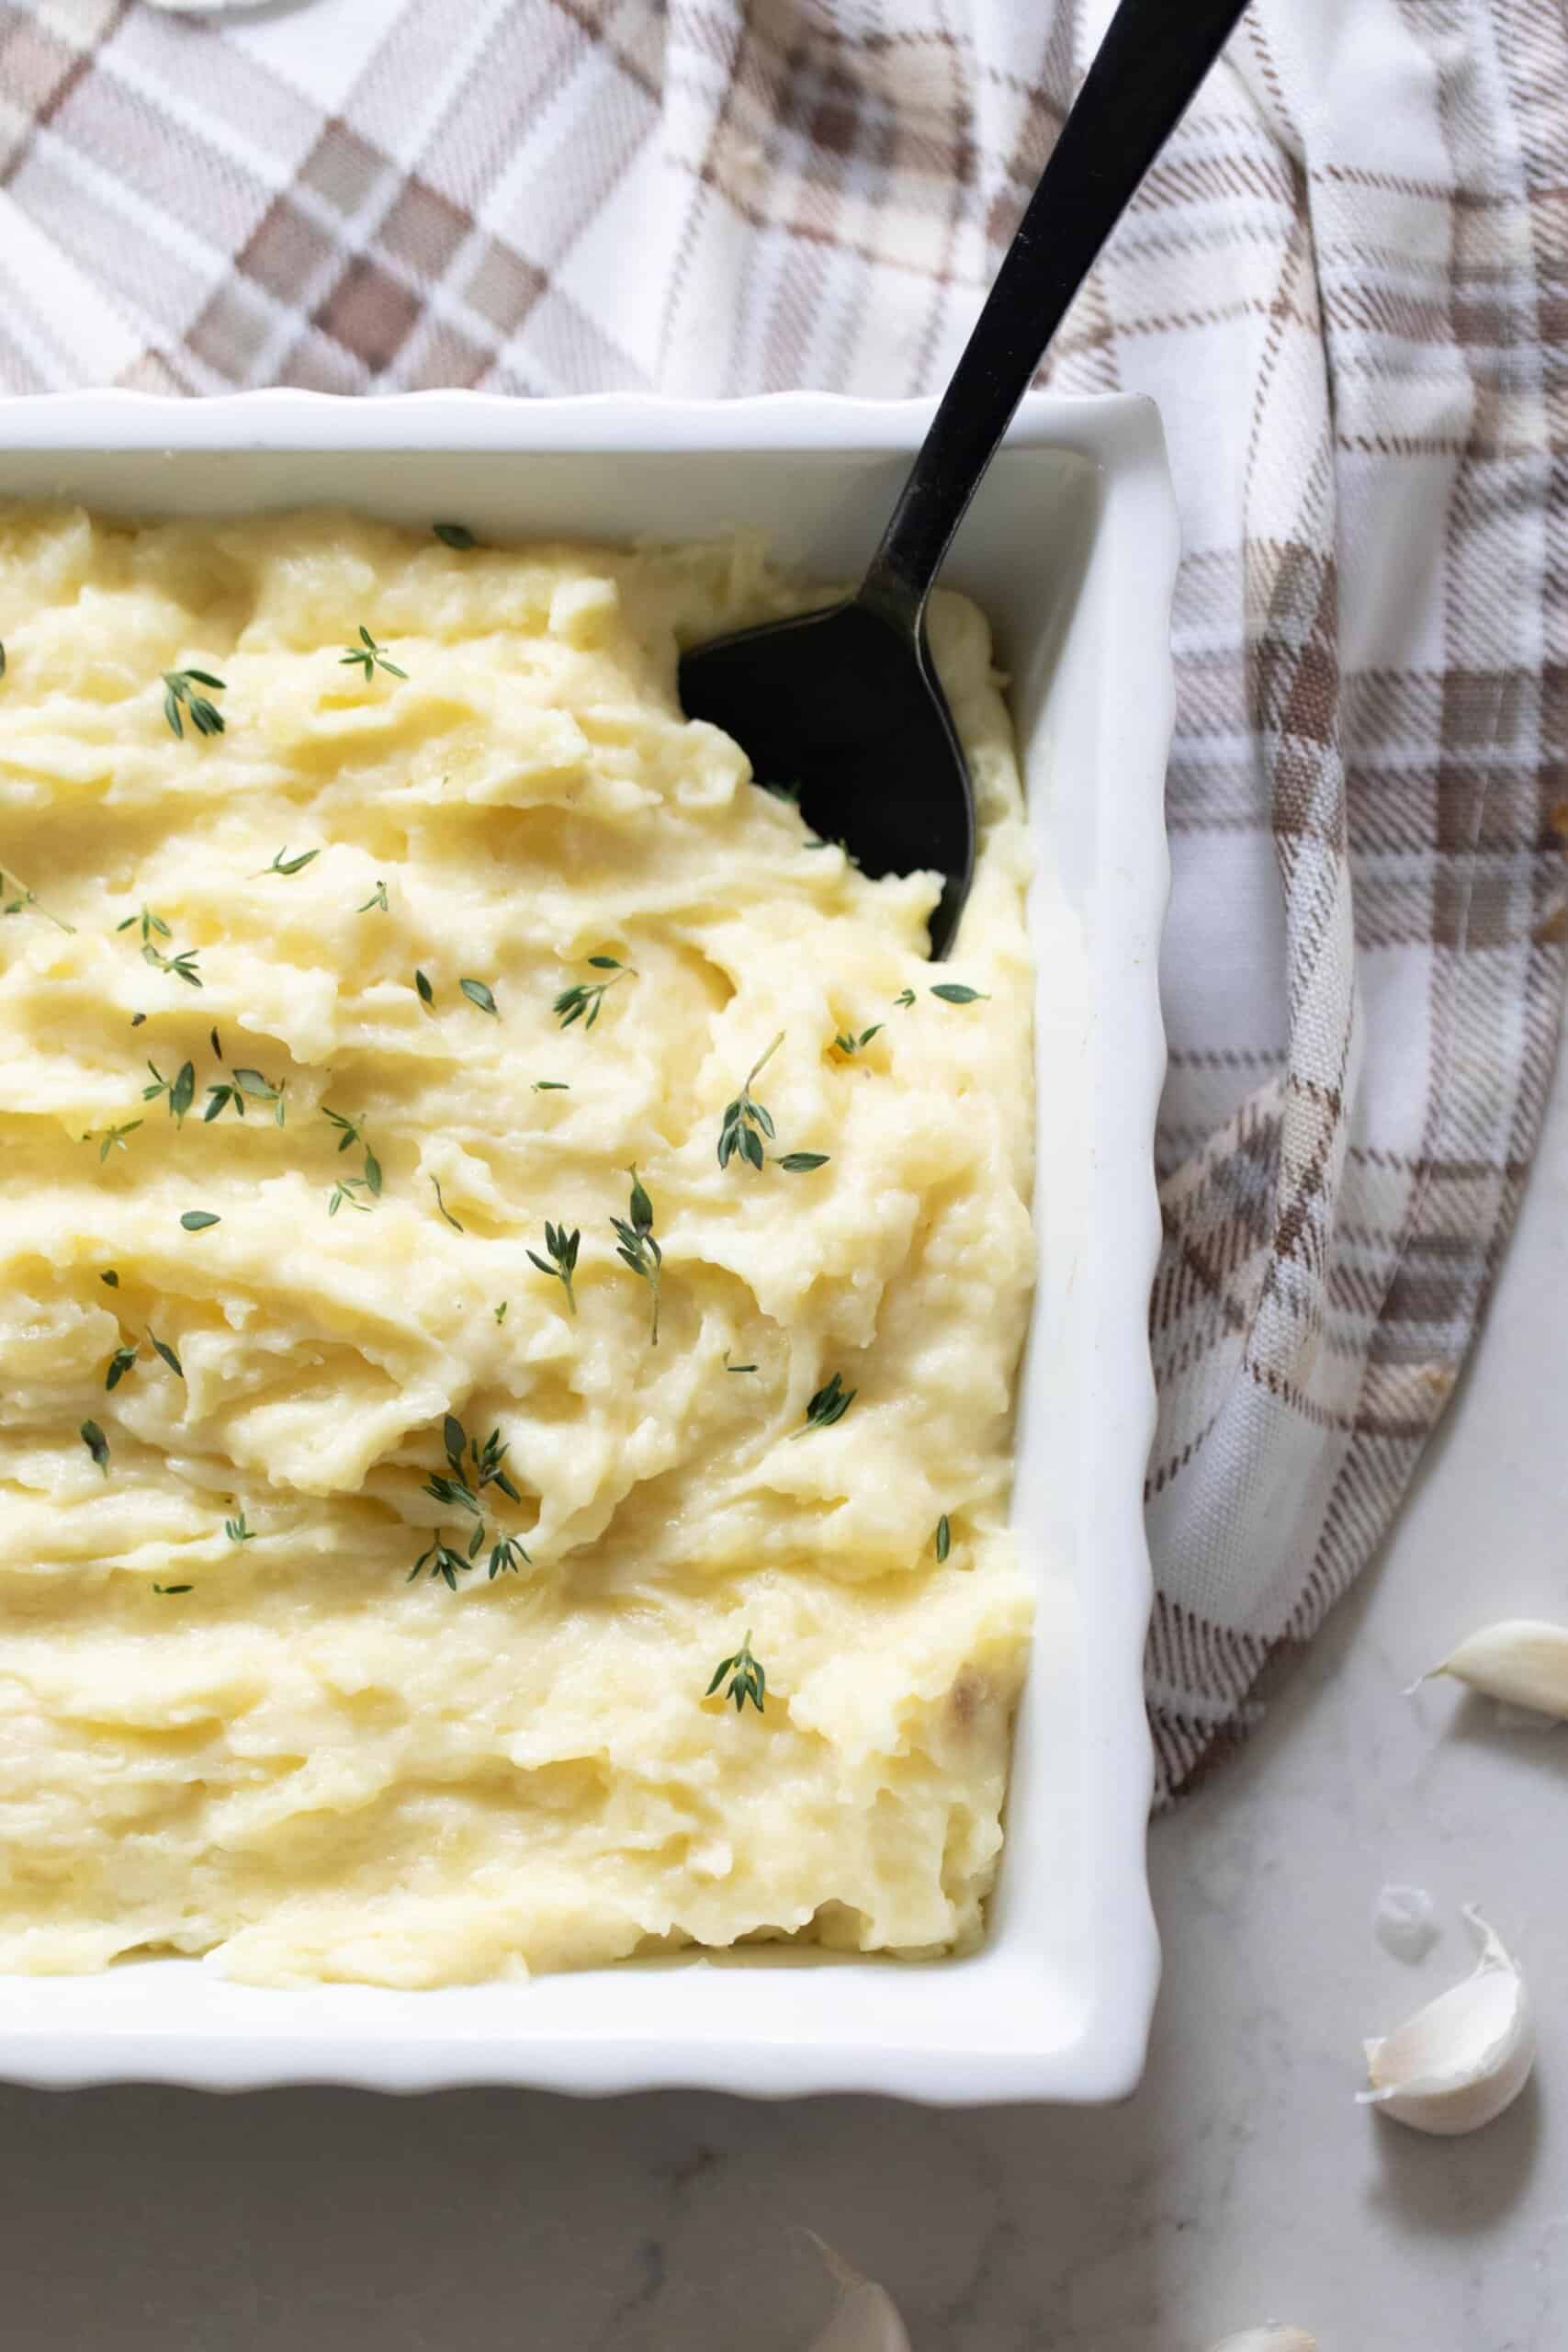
[705,1631,766,1714]
[340,625,407,681]
[795,1371,855,1436]
[552,955,633,1031]
[162,668,226,740]
[527,1219,580,1314]
[610,1165,661,1346]
[717,1033,781,1173]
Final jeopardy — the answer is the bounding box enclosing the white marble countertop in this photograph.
[6,1046,1565,2349]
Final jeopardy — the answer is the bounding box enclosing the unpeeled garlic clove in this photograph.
[1205,2333,1318,2351]
[1360,1908,1533,2135]
[804,2242,911,2352]
[1420,1619,1568,1720]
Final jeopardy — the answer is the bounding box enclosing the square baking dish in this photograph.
[0,390,1173,2103]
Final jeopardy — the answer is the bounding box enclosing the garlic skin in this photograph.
[804,2244,911,2352]
[1375,1883,1439,1963]
[1360,1909,1534,2135]
[1423,1619,1568,1721]
[1206,2333,1318,2352]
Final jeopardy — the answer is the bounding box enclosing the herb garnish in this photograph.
[717,1034,782,1172]
[931,984,989,1004]
[528,1220,581,1314]
[80,1419,109,1473]
[430,1175,463,1231]
[149,1333,183,1378]
[180,1210,220,1231]
[143,1059,196,1123]
[935,1513,951,1562]
[118,907,202,988]
[725,1359,758,1374]
[895,989,917,1008]
[210,1027,222,1060]
[328,1176,373,1216]
[411,1416,531,1588]
[255,846,320,878]
[459,978,499,1016]
[776,1152,829,1173]
[205,1068,286,1125]
[224,1505,255,1543]
[553,955,634,1031]
[795,1371,855,1435]
[0,870,73,931]
[152,1584,192,1596]
[105,1342,138,1392]
[358,879,389,913]
[434,523,477,549]
[610,1166,661,1345]
[415,969,434,1006]
[93,1120,143,1161]
[100,1270,119,1287]
[162,669,226,740]
[833,1025,883,1056]
[340,626,407,682]
[706,1631,766,1714]
[532,1080,570,1092]
[494,1300,508,1323]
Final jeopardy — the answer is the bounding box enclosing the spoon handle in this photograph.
[859,0,1250,632]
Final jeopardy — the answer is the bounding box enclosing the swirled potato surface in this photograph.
[0,507,1033,1985]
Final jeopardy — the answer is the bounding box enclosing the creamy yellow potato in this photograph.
[0,505,1034,1987]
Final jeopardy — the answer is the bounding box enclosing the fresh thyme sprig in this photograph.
[143,1059,196,1123]
[162,669,226,740]
[528,1220,581,1314]
[795,1371,855,1436]
[321,1106,381,1208]
[415,969,434,1006]
[411,1416,531,1589]
[459,978,499,1015]
[706,1631,766,1714]
[328,1175,373,1216]
[895,989,917,1008]
[935,1513,952,1562]
[254,846,320,878]
[0,869,74,932]
[205,1068,287,1125]
[433,522,477,549]
[931,983,989,1004]
[431,1175,464,1230]
[105,1341,138,1392]
[92,1120,142,1161]
[833,1024,883,1056]
[358,879,389,913]
[180,1210,220,1231]
[80,1419,109,1473]
[340,626,407,682]
[225,1504,255,1543]
[532,1080,570,1092]
[610,1166,661,1346]
[553,955,634,1031]
[117,905,201,986]
[776,1151,829,1173]
[152,1583,192,1596]
[717,1033,781,1172]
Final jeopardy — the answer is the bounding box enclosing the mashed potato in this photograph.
[0,505,1034,1986]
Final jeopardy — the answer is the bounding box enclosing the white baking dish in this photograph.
[0,390,1173,2103]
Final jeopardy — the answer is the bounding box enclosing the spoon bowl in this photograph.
[677,0,1249,957]
[679,598,972,957]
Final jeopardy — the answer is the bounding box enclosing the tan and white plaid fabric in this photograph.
[2,0,1564,1799]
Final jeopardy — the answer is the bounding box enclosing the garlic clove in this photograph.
[1205,2334,1318,2351]
[804,2242,911,2352]
[1360,1908,1534,2135]
[1421,1619,1568,1720]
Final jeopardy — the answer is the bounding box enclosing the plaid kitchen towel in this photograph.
[1,0,1564,1799]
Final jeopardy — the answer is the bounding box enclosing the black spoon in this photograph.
[680,0,1249,957]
